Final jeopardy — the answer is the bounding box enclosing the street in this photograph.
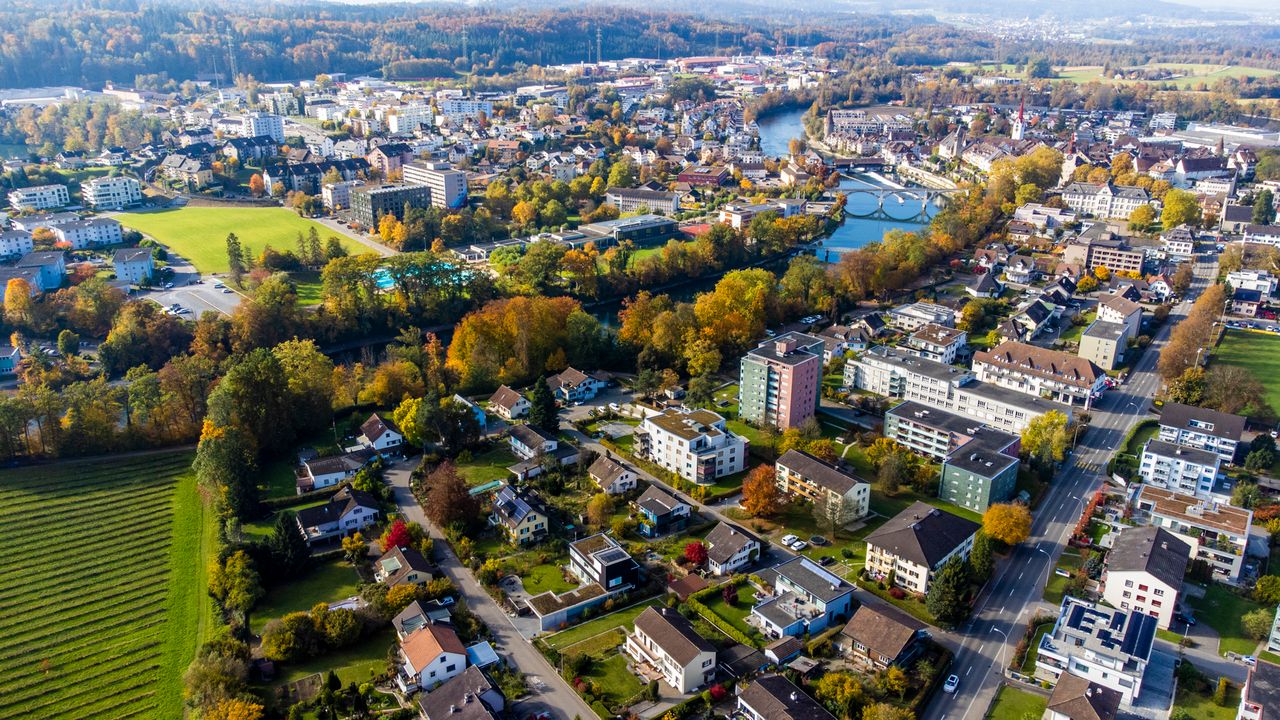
[921,257,1219,720]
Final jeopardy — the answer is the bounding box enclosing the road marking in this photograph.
[965,666,972,677]
[1017,572,1023,581]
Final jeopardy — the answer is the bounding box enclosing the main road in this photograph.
[922,257,1218,720]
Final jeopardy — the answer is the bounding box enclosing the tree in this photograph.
[1253,575,1280,604]
[741,464,783,518]
[261,611,321,662]
[56,329,79,357]
[183,636,251,715]
[983,503,1032,545]
[586,493,613,529]
[1128,204,1157,231]
[226,233,247,284]
[423,461,480,530]
[209,550,263,617]
[880,666,908,699]
[527,378,557,432]
[1243,608,1274,640]
[815,671,865,719]
[861,703,913,720]
[1021,411,1070,466]
[341,532,368,565]
[1232,482,1263,510]
[269,510,311,578]
[876,453,910,496]
[1253,189,1276,225]
[1076,275,1098,293]
[683,541,708,566]
[3,278,34,327]
[380,518,413,552]
[925,555,971,626]
[1161,189,1202,229]
[1166,367,1206,405]
[970,530,995,578]
[248,173,265,197]
[205,699,265,720]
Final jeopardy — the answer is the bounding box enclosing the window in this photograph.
[446,664,456,672]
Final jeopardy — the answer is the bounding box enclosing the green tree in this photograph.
[260,612,321,662]
[1233,481,1263,510]
[1253,189,1276,225]
[1254,575,1280,604]
[226,233,246,285]
[970,530,995,578]
[268,510,311,579]
[209,550,263,618]
[1167,367,1206,405]
[527,378,557,432]
[56,329,80,357]
[1243,607,1274,640]
[925,555,971,626]
[607,157,637,188]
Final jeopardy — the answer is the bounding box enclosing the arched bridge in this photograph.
[833,187,964,222]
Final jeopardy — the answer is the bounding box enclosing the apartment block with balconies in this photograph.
[1134,485,1251,583]
[738,332,824,430]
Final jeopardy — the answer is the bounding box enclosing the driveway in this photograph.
[384,461,596,720]
[311,216,399,257]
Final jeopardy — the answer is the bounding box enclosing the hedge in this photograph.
[260,484,342,511]
[806,624,844,657]
[688,580,761,649]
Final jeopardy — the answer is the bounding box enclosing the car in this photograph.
[818,555,835,566]
[222,288,232,293]
[176,307,191,314]
[163,282,174,289]
[1243,655,1257,668]
[1177,613,1197,626]
[608,402,621,412]
[439,596,456,607]
[944,675,959,693]
[213,283,225,289]
[810,535,828,546]
[781,534,799,546]
[789,540,808,552]
[764,329,776,337]
[1054,568,1071,578]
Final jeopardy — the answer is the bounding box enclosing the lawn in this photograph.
[522,562,576,595]
[986,685,1048,720]
[1174,681,1241,720]
[116,206,362,275]
[1021,622,1054,673]
[542,598,663,649]
[582,653,646,714]
[457,443,517,487]
[250,559,363,634]
[1187,583,1269,656]
[1213,330,1280,410]
[0,450,214,720]
[1058,311,1095,344]
[269,626,395,688]
[699,584,756,636]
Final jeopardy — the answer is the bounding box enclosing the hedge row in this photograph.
[688,580,761,649]
[260,484,342,511]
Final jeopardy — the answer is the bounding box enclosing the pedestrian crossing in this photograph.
[1073,460,1103,474]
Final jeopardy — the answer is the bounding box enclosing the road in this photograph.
[384,461,597,720]
[922,256,1218,720]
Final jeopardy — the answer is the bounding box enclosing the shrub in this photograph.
[889,587,906,599]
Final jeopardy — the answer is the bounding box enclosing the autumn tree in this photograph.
[205,699,264,720]
[815,670,865,719]
[209,550,263,619]
[983,503,1032,545]
[1161,190,1201,229]
[741,464,783,518]
[341,532,368,565]
[1128,204,1157,231]
[248,173,265,197]
[380,518,413,552]
[1020,410,1070,467]
[683,541,708,566]
[3,278,34,327]
[586,492,614,529]
[423,461,480,530]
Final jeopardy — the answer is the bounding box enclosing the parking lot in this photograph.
[139,253,244,317]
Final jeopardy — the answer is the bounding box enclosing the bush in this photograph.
[889,587,906,599]
[1214,676,1229,706]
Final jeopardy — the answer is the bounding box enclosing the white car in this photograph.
[944,675,959,693]
[789,540,808,552]
[608,402,621,412]
[781,534,799,546]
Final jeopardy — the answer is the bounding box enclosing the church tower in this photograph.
[1011,97,1026,141]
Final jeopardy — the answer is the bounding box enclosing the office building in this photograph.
[350,184,433,227]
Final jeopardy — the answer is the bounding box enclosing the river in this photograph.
[754,106,934,260]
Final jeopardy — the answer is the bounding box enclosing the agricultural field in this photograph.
[1212,330,1280,410]
[1055,63,1279,88]
[116,206,362,275]
[0,450,215,720]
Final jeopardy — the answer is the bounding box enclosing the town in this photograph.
[2,3,1280,720]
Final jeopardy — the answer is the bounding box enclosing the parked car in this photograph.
[608,402,621,412]
[818,556,835,566]
[1243,655,1257,668]
[944,675,959,693]
[789,540,808,552]
[781,534,799,546]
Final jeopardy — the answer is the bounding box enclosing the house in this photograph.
[966,271,1003,298]
[973,341,1107,408]
[623,607,717,693]
[112,248,154,285]
[451,394,487,434]
[752,556,855,638]
[1160,224,1196,260]
[736,674,836,720]
[835,603,928,671]
[375,545,436,588]
[1034,597,1156,705]
[357,413,404,453]
[704,521,760,576]
[395,622,467,693]
[487,385,530,420]
[816,324,872,361]
[1157,402,1245,462]
[1101,526,1189,630]
[568,533,640,594]
[415,665,505,720]
[1004,255,1038,284]
[774,450,870,525]
[295,487,381,545]
[1097,294,1143,339]
[393,600,453,639]
[507,424,579,480]
[295,449,375,493]
[489,486,548,545]
[1269,605,1280,655]
[547,367,607,403]
[160,154,213,189]
[1227,270,1278,297]
[635,408,747,484]
[634,485,691,538]
[589,455,638,495]
[1138,439,1222,497]
[1043,673,1122,720]
[0,345,20,375]
[906,324,967,365]
[1239,659,1280,720]
[1231,288,1263,317]
[864,502,980,594]
[886,302,958,332]
[1134,485,1252,583]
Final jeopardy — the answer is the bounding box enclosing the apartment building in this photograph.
[82,176,142,210]
[635,408,747,484]
[1157,402,1245,462]
[973,341,1107,408]
[7,183,69,211]
[0,230,34,258]
[112,247,154,285]
[939,433,1022,513]
[1078,321,1129,371]
[1035,597,1156,705]
[604,187,682,215]
[624,607,716,693]
[16,250,65,290]
[752,556,855,638]
[350,184,433,227]
[387,103,433,134]
[52,218,123,249]
[886,302,958,331]
[1161,224,1196,259]
[321,179,364,211]
[1135,485,1252,583]
[774,449,870,524]
[1238,660,1280,720]
[1138,439,1222,497]
[906,323,967,364]
[1102,526,1190,630]
[1061,226,1145,274]
[864,502,979,595]
[1227,270,1278,297]
[241,112,285,143]
[1061,182,1156,219]
[437,98,493,121]
[404,161,468,209]
[738,332,824,429]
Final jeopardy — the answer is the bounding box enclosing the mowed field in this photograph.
[1213,329,1280,410]
[0,451,216,720]
[1056,63,1279,88]
[116,206,362,274]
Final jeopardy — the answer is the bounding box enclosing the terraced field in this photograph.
[0,451,215,720]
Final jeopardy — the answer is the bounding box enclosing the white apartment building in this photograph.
[1227,270,1278,297]
[886,302,958,331]
[1138,439,1222,497]
[82,176,142,210]
[1061,181,1156,219]
[388,104,433,134]
[863,502,979,595]
[322,179,364,211]
[52,218,123,249]
[624,607,716,693]
[241,112,285,143]
[1035,597,1156,705]
[1157,402,1245,462]
[1101,526,1190,630]
[436,98,493,121]
[0,230,33,258]
[1161,224,1196,259]
[906,323,967,364]
[403,161,468,209]
[635,408,747,484]
[1135,485,1252,583]
[973,341,1107,408]
[7,184,69,211]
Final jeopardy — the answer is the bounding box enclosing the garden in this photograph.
[986,685,1048,720]
[1187,583,1270,656]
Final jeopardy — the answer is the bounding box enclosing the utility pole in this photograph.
[461,28,469,65]
[596,26,603,65]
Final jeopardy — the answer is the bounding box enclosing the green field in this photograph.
[0,451,214,720]
[1213,330,1280,410]
[250,559,363,634]
[1187,583,1269,656]
[117,207,363,275]
[986,685,1048,720]
[1055,63,1280,89]
[542,598,663,649]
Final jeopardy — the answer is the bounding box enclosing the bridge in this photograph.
[829,186,964,222]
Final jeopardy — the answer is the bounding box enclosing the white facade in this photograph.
[1035,598,1154,705]
[52,218,123,249]
[7,184,69,211]
[1227,270,1278,297]
[1138,440,1221,497]
[1103,569,1178,630]
[82,176,142,210]
[1135,486,1251,583]
[388,104,433,133]
[637,408,747,484]
[437,98,493,121]
[623,609,716,694]
[0,230,33,258]
[322,180,363,211]
[404,161,468,209]
[1061,182,1155,219]
[241,112,285,143]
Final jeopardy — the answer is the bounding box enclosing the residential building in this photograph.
[939,430,1022,512]
[16,251,64,290]
[375,545,436,588]
[1061,182,1155,219]
[241,112,285,143]
[1227,270,1278,297]
[160,155,214,189]
[1078,321,1129,372]
[816,323,873,361]
[634,485,691,538]
[489,486,548,545]
[1157,402,1245,462]
[752,556,855,638]
[264,159,370,195]
[588,455,638,495]
[864,502,980,595]
[1101,526,1190,630]
[886,301,958,331]
[835,604,928,671]
[885,401,1018,462]
[738,332,824,429]
[605,187,682,214]
[295,449,375,493]
[1238,660,1280,720]
[973,341,1107,408]
[547,367,607,403]
[1035,597,1156,705]
[295,487,380,545]
[357,413,404,453]
[437,98,493,121]
[1161,224,1196,260]
[415,665,505,720]
[7,183,69,211]
[394,598,454,638]
[404,161,468,209]
[1097,294,1143,339]
[388,104,433,134]
[906,324,967,364]
[321,179,363,211]
[635,408,747,484]
[0,345,20,375]
[486,385,530,420]
[1061,227,1145,274]
[507,424,579,472]
[704,521,760,576]
[112,247,154,285]
[624,606,717,693]
[1138,439,1222,497]
[395,623,467,693]
[1134,485,1252,583]
[737,675,836,720]
[52,218,124,250]
[774,449,871,524]
[350,184,433,227]
[0,230,33,258]
[1231,288,1264,317]
[967,271,1004,298]
[81,176,143,210]
[675,165,729,187]
[0,267,43,299]
[1044,673,1122,720]
[568,533,640,594]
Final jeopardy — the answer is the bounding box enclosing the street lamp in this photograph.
[991,625,1010,676]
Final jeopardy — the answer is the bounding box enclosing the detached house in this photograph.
[357,413,404,453]
[836,603,929,671]
[507,424,579,480]
[416,665,505,720]
[487,385,530,420]
[547,367,608,403]
[295,449,375,494]
[295,487,380,545]
[589,455,638,495]
[752,556,855,639]
[634,485,691,538]
[375,545,437,589]
[489,486,548,546]
[624,607,717,693]
[864,502,980,594]
[704,521,760,576]
[1044,673,1122,720]
[568,533,640,594]
[395,623,467,693]
[737,675,837,720]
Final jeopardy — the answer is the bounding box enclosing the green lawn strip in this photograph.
[522,563,576,595]
[269,626,396,688]
[1021,623,1054,674]
[560,628,628,658]
[1058,311,1096,344]
[1173,682,1241,720]
[698,584,756,636]
[261,457,302,499]
[580,653,645,712]
[986,685,1048,720]
[542,598,663,649]
[456,444,517,487]
[1261,650,1280,665]
[1213,330,1280,410]
[250,560,362,634]
[857,578,936,625]
[1187,584,1268,656]
[1156,628,1192,646]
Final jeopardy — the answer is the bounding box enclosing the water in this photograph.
[754,107,809,159]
